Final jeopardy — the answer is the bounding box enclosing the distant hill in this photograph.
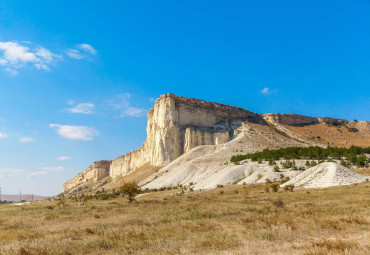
[1,194,48,202]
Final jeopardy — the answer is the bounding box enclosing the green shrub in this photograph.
[268,159,276,166]
[284,184,294,192]
[270,184,279,192]
[274,165,280,172]
[281,160,294,169]
[347,127,359,133]
[119,181,141,203]
[281,177,290,184]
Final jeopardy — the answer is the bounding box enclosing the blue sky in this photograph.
[0,1,369,196]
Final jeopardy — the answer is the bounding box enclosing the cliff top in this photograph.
[155,93,258,116]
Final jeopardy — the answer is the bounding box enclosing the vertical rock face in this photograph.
[64,93,355,193]
[63,160,111,191]
[63,93,260,192]
[92,160,111,181]
[146,94,259,165]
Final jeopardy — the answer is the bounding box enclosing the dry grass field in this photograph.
[0,182,369,255]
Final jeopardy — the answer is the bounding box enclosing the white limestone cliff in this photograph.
[63,93,359,193]
[63,93,259,192]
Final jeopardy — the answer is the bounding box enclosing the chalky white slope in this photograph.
[141,123,305,190]
[281,162,368,189]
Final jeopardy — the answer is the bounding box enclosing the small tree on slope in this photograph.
[120,181,141,203]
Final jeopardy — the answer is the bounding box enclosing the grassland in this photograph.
[0,182,369,255]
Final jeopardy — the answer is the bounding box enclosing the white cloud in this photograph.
[65,103,94,114]
[0,57,7,65]
[42,166,64,171]
[55,156,71,161]
[261,87,270,95]
[36,47,61,62]
[49,124,98,141]
[35,63,50,71]
[78,44,97,55]
[30,171,48,176]
[0,168,22,174]
[0,131,7,138]
[120,107,146,117]
[0,41,38,63]
[0,41,60,75]
[107,93,147,118]
[20,137,35,142]
[66,49,83,59]
[67,43,97,59]
[4,67,18,76]
[67,100,74,105]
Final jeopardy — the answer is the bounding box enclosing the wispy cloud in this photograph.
[67,43,97,59]
[65,103,94,114]
[120,107,146,117]
[55,156,71,161]
[0,168,24,178]
[261,87,278,95]
[20,137,35,142]
[30,171,48,176]
[78,44,97,55]
[107,93,147,118]
[36,47,61,62]
[66,49,83,59]
[49,124,98,141]
[42,166,64,171]
[261,87,270,95]
[0,131,7,138]
[0,41,61,75]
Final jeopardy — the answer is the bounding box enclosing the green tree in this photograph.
[270,184,279,192]
[119,181,141,203]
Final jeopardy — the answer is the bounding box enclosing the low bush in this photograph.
[270,184,279,192]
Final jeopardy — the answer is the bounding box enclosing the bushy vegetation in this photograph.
[284,184,295,192]
[119,181,141,203]
[230,146,370,167]
[347,127,359,133]
[270,184,279,192]
[327,120,345,127]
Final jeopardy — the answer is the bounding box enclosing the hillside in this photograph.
[63,94,370,195]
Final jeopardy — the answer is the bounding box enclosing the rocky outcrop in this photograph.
[146,94,260,165]
[63,94,261,192]
[63,93,362,193]
[63,160,111,191]
[263,113,348,126]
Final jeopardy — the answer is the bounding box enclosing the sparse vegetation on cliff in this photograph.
[230,146,370,166]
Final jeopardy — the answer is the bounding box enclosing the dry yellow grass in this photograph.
[284,123,370,147]
[0,183,369,255]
